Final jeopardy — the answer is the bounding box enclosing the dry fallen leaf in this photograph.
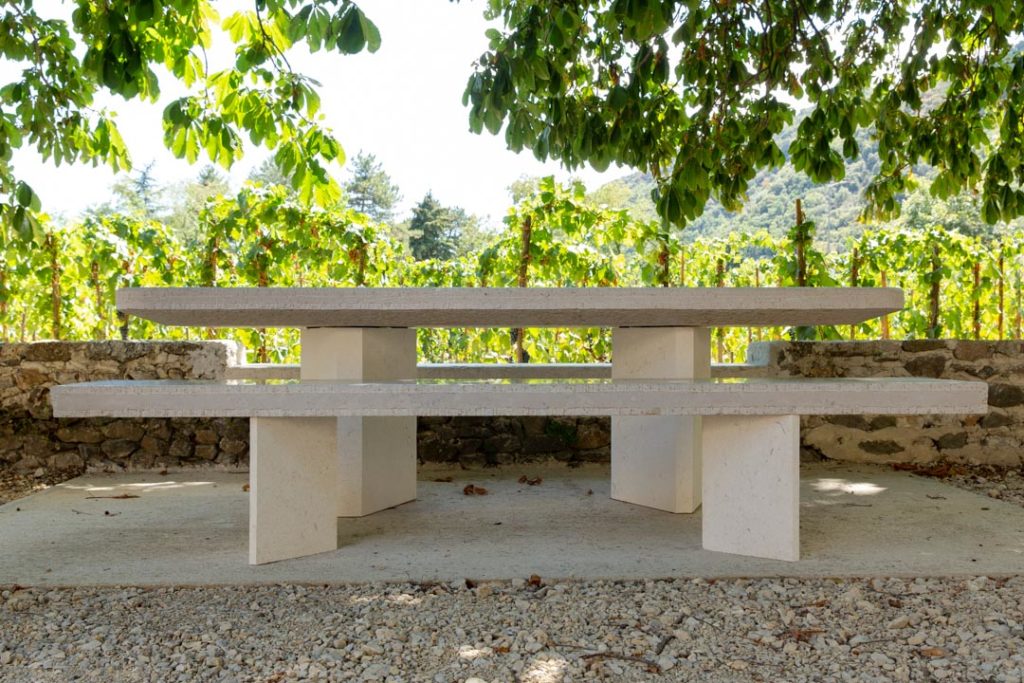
[785,628,824,643]
[494,645,510,654]
[919,647,948,658]
[892,462,961,478]
[586,489,593,496]
[242,484,250,492]
[528,574,543,587]
[433,476,454,483]
[464,578,478,589]
[518,475,543,486]
[158,469,168,476]
[463,484,488,496]
[85,494,139,500]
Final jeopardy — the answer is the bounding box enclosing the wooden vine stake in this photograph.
[753,266,762,341]
[658,235,670,287]
[880,270,890,339]
[973,260,982,341]
[0,264,7,342]
[255,237,272,363]
[849,247,859,340]
[514,215,532,364]
[715,257,725,362]
[928,244,941,339]
[794,199,807,287]
[205,236,220,340]
[997,248,1005,339]
[1015,267,1022,340]
[46,231,61,340]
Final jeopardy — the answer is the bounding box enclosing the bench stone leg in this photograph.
[300,327,417,517]
[250,417,338,565]
[610,327,709,513]
[701,414,800,561]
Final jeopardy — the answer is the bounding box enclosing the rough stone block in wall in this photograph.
[752,340,1024,467]
[0,341,249,476]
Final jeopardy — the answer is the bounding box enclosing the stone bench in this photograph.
[52,377,986,565]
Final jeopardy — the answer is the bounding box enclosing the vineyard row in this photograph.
[2,182,1022,364]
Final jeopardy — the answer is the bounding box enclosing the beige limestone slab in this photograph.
[116,286,904,328]
[249,417,337,564]
[51,377,988,418]
[703,415,801,561]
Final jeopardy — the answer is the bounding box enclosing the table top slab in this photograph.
[51,377,986,418]
[117,287,904,328]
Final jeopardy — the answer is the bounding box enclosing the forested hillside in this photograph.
[589,110,1021,250]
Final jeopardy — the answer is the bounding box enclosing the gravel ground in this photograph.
[944,466,1024,507]
[3,464,1024,682]
[0,471,62,505]
[1,577,1022,682]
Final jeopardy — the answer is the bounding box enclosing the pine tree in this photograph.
[344,152,401,224]
[409,193,458,260]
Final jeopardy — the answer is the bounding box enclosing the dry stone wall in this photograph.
[0,341,247,476]
[743,340,1024,466]
[1,339,1021,478]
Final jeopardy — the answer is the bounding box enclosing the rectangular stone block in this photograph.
[702,414,800,561]
[249,417,337,565]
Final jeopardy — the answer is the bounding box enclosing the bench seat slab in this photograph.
[250,417,338,565]
[702,415,800,561]
[50,378,989,418]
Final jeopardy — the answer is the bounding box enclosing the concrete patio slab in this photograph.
[0,462,1022,587]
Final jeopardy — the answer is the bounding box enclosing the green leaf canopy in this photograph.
[465,0,1024,227]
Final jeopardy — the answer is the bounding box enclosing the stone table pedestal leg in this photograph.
[610,327,710,513]
[301,327,418,517]
[702,414,800,561]
[249,417,338,564]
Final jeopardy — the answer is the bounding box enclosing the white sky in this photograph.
[5,0,627,226]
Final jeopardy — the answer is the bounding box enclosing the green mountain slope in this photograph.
[589,109,1019,249]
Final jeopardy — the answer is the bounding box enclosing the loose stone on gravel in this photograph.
[1,576,1023,682]
[945,466,1024,507]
